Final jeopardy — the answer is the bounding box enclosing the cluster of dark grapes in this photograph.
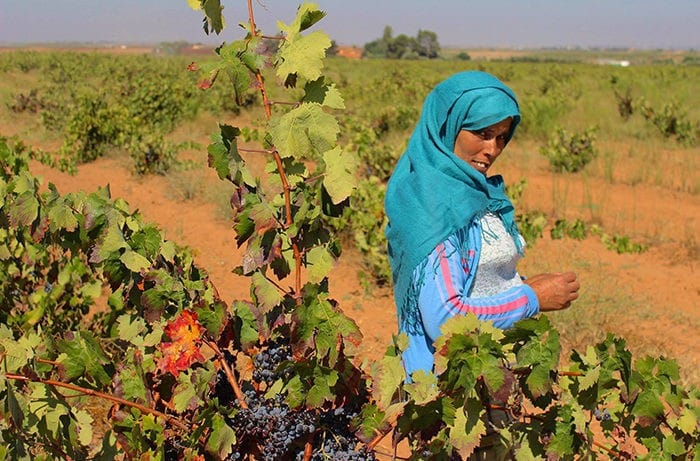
[213,339,375,461]
[252,338,293,385]
[593,408,612,421]
[296,407,376,461]
[229,388,316,461]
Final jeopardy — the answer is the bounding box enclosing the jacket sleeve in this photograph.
[417,232,539,343]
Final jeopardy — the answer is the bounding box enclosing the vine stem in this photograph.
[247,0,303,302]
[3,373,190,432]
[201,337,248,410]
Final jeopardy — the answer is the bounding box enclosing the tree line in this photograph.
[363,25,441,59]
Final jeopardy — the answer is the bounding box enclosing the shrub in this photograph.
[540,126,598,173]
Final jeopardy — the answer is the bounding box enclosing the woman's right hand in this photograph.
[524,271,580,311]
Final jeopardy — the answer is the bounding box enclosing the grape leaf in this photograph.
[675,406,698,435]
[632,389,665,419]
[120,250,151,272]
[116,362,147,403]
[296,3,326,31]
[47,198,78,232]
[269,103,339,159]
[206,413,236,458]
[157,310,206,376]
[73,408,94,446]
[449,397,486,459]
[173,372,200,412]
[303,78,345,109]
[292,295,361,366]
[276,31,330,83]
[8,191,39,227]
[307,369,338,407]
[322,147,357,204]
[251,271,282,313]
[305,245,333,283]
[56,331,111,386]
[404,370,439,405]
[371,352,405,410]
[201,0,224,35]
[90,224,127,263]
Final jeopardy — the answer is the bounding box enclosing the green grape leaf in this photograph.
[216,125,256,186]
[0,333,41,372]
[206,414,236,458]
[296,4,326,31]
[675,406,698,435]
[116,315,146,343]
[269,103,339,159]
[661,434,687,457]
[251,271,282,313]
[73,408,94,446]
[546,407,575,458]
[404,370,439,405]
[292,295,361,366]
[91,224,127,263]
[450,398,486,459]
[116,363,147,403]
[28,383,68,437]
[201,0,224,35]
[632,389,665,420]
[275,3,329,82]
[232,301,259,349]
[305,245,333,283]
[322,147,357,204]
[173,372,200,412]
[578,365,601,391]
[303,78,345,109]
[307,369,338,407]
[372,351,405,410]
[56,331,111,386]
[276,30,330,83]
[48,198,78,232]
[195,301,227,338]
[6,384,24,428]
[120,250,151,272]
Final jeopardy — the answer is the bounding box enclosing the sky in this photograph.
[1,0,698,50]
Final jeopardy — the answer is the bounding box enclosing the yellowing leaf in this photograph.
[73,409,94,446]
[372,353,405,410]
[449,400,486,460]
[404,370,439,405]
[120,250,151,272]
[186,0,201,10]
[276,31,331,82]
[323,147,357,204]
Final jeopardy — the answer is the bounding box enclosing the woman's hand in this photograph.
[524,271,580,311]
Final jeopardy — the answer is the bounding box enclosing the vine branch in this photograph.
[3,373,190,432]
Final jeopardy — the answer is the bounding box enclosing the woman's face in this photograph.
[453,117,513,176]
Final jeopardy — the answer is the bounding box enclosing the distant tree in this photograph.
[387,34,417,59]
[415,30,440,58]
[327,40,339,56]
[456,51,471,61]
[363,25,441,59]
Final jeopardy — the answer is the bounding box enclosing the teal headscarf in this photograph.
[384,71,522,333]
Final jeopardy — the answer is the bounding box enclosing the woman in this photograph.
[384,71,580,380]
